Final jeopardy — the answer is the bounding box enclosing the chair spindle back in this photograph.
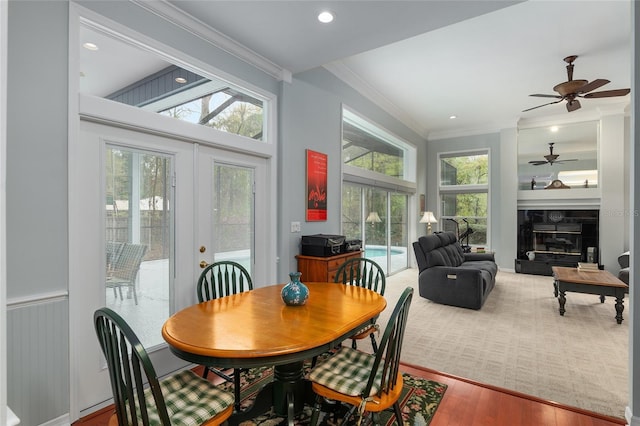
[334,257,386,295]
[94,307,170,426]
[197,261,253,303]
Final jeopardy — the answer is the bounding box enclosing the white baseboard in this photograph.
[38,414,69,426]
[626,405,639,426]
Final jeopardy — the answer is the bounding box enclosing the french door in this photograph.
[70,120,270,418]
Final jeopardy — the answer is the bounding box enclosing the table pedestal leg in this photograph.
[615,295,625,324]
[558,290,566,316]
[273,361,306,423]
[227,381,274,426]
[227,361,314,426]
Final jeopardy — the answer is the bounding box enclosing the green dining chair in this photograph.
[196,260,253,412]
[94,307,234,426]
[334,257,386,352]
[308,287,413,426]
[197,260,253,302]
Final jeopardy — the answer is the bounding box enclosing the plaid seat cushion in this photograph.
[308,347,383,397]
[141,370,234,425]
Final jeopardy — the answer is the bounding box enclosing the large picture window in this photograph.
[341,107,416,276]
[439,151,489,247]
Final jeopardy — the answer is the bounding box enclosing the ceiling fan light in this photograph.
[567,99,581,112]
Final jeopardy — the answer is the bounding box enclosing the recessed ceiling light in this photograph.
[83,42,99,51]
[318,11,335,23]
[175,77,187,84]
[550,126,559,132]
[449,115,457,120]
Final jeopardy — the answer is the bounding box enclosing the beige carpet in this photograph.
[374,268,628,419]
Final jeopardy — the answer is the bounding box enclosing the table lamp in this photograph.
[365,211,382,227]
[420,211,438,234]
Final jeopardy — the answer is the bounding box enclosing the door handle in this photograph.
[200,260,208,268]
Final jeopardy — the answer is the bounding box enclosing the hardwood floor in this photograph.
[400,363,625,426]
[75,363,626,426]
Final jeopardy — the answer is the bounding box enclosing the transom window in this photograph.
[79,24,266,142]
[342,109,416,183]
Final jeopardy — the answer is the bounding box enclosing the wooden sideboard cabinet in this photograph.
[295,251,363,282]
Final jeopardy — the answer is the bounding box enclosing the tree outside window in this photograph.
[439,153,489,246]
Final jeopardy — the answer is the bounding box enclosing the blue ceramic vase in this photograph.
[281,272,309,306]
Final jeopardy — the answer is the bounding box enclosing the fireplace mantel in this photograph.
[517,188,600,210]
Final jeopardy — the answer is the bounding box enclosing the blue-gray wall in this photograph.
[278,67,426,277]
[7,2,70,424]
[629,2,639,424]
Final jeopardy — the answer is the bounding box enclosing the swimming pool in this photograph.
[365,247,404,257]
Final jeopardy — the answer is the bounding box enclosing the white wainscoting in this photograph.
[7,293,68,426]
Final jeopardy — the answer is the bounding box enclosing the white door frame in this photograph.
[70,112,276,419]
[0,0,8,423]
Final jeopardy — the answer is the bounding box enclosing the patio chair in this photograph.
[196,260,253,412]
[308,287,413,426]
[94,307,234,426]
[106,241,124,272]
[334,257,386,352]
[106,243,147,305]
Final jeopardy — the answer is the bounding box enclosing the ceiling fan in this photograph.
[523,55,630,113]
[528,143,578,166]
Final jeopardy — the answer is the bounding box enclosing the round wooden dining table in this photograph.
[162,281,386,426]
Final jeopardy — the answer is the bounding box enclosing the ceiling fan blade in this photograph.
[583,88,631,98]
[522,99,563,112]
[528,160,548,165]
[566,99,581,112]
[554,159,579,164]
[577,79,610,94]
[529,94,563,99]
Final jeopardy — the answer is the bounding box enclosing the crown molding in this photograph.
[130,0,292,82]
[324,60,427,138]
[597,101,631,117]
[426,120,516,141]
[517,101,630,130]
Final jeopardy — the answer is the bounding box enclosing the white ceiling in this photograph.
[81,0,632,140]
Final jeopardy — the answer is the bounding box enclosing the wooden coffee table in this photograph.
[552,266,629,324]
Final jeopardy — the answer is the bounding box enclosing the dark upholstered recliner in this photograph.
[412,231,497,310]
[618,251,629,285]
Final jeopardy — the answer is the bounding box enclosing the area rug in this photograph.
[379,269,628,418]
[220,365,447,425]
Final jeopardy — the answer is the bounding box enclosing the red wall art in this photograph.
[306,149,328,221]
